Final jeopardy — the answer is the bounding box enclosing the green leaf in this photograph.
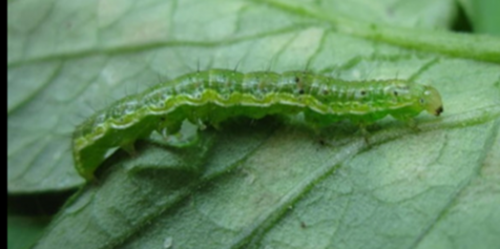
[8,0,500,248]
[7,193,67,249]
[8,215,50,249]
[457,0,500,35]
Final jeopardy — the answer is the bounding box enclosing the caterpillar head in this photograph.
[420,85,443,116]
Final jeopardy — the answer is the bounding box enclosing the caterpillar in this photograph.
[73,69,443,180]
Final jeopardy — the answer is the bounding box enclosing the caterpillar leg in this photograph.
[197,119,208,130]
[403,118,421,132]
[303,110,337,133]
[405,118,421,132]
[392,113,420,132]
[358,123,371,144]
[120,142,137,156]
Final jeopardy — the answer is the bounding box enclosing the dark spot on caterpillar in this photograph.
[294,76,300,83]
[393,91,398,96]
[360,90,366,96]
[435,106,443,116]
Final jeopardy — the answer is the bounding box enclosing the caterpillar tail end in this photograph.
[75,160,96,181]
[73,148,100,181]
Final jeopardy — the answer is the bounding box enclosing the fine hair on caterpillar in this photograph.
[72,68,443,180]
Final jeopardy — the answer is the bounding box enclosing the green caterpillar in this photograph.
[73,69,443,179]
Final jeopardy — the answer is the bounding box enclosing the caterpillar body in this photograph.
[73,69,443,179]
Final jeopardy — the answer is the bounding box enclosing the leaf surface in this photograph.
[7,0,500,248]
